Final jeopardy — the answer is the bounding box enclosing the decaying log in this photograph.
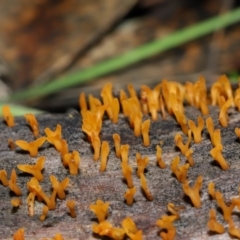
[0,105,240,239]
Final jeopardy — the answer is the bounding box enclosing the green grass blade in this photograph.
[8,7,240,101]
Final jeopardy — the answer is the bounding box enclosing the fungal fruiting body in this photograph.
[215,191,234,222]
[136,153,149,177]
[188,116,204,143]
[15,137,46,157]
[208,182,216,200]
[182,175,203,208]
[121,217,142,240]
[210,147,229,170]
[156,145,166,168]
[100,141,110,172]
[90,199,110,223]
[39,205,49,221]
[45,124,62,152]
[228,219,240,239]
[0,169,8,186]
[11,198,22,207]
[63,150,80,175]
[17,156,45,181]
[174,130,191,155]
[24,113,39,137]
[124,187,137,206]
[167,203,185,220]
[140,173,153,201]
[156,215,177,240]
[121,162,134,188]
[120,144,130,163]
[113,133,121,158]
[207,209,225,234]
[141,119,150,146]
[9,169,22,196]
[2,105,14,127]
[13,228,24,240]
[66,200,77,218]
[171,156,189,183]
[219,97,233,127]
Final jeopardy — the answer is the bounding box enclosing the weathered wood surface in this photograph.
[1,106,240,239]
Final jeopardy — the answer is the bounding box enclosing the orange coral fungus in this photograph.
[49,175,69,200]
[112,98,120,124]
[210,147,229,170]
[120,89,128,116]
[208,182,216,200]
[185,149,194,166]
[91,133,101,161]
[136,153,149,177]
[15,137,46,157]
[167,203,185,220]
[0,169,8,186]
[182,175,203,208]
[113,133,121,158]
[219,97,233,127]
[27,177,51,208]
[45,124,62,152]
[39,205,49,221]
[215,191,234,222]
[79,92,87,111]
[156,215,177,240]
[120,144,130,163]
[8,138,16,150]
[122,217,142,240]
[173,109,188,135]
[25,113,39,137]
[27,192,36,216]
[228,219,240,239]
[100,141,110,172]
[141,119,150,146]
[66,200,77,218]
[124,187,137,206]
[188,116,204,143]
[156,145,166,168]
[206,117,214,143]
[54,233,64,240]
[13,228,24,240]
[9,169,22,196]
[60,139,69,158]
[90,199,109,223]
[92,221,125,240]
[171,156,189,183]
[101,83,114,120]
[174,129,191,155]
[63,150,80,175]
[207,209,225,234]
[121,162,134,188]
[2,105,14,127]
[140,173,153,201]
[17,156,45,181]
[132,111,143,137]
[234,88,240,111]
[11,198,22,207]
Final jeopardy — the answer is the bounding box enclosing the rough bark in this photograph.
[0,105,240,239]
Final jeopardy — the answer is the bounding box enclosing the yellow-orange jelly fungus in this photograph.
[45,124,62,152]
[24,113,39,137]
[0,169,8,186]
[182,175,203,208]
[171,156,189,183]
[2,105,14,127]
[9,169,22,196]
[15,137,46,157]
[90,199,110,223]
[124,187,137,206]
[66,200,77,218]
[156,145,166,168]
[207,209,225,234]
[3,74,240,239]
[13,228,24,240]
[17,156,45,181]
[11,198,22,207]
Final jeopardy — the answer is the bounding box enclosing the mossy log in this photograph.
[0,105,240,239]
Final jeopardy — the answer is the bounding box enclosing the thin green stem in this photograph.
[8,7,240,101]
